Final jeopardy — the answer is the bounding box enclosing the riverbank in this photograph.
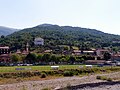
[0,71,119,90]
[61,81,120,90]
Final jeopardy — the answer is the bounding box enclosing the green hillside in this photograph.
[0,26,18,36]
[0,24,120,51]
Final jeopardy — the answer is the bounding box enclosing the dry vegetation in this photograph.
[0,66,119,90]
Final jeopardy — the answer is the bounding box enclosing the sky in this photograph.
[0,0,120,35]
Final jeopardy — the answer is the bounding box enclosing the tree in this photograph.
[1,35,5,38]
[21,55,26,63]
[60,58,66,63]
[63,46,70,51]
[112,47,119,53]
[25,53,37,63]
[42,54,51,64]
[50,55,58,64]
[76,56,85,63]
[68,56,76,64]
[104,52,111,60]
[11,54,22,63]
[37,54,42,63]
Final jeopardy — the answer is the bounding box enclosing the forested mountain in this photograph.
[1,24,120,51]
[0,26,18,36]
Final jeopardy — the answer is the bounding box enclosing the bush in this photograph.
[96,76,107,80]
[33,71,41,76]
[96,76,101,79]
[107,78,112,82]
[41,73,47,78]
[63,71,73,76]
[42,88,51,90]
[0,71,42,78]
[3,73,12,78]
[96,76,112,82]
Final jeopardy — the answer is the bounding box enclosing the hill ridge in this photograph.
[0,24,120,50]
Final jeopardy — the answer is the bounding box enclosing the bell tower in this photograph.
[26,42,29,52]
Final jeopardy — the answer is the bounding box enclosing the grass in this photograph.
[96,76,113,81]
[0,65,119,84]
[0,65,119,73]
[0,65,84,73]
[0,76,59,85]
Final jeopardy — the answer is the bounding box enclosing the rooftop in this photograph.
[0,46,9,49]
[35,38,44,41]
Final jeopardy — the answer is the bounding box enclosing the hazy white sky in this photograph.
[0,0,120,34]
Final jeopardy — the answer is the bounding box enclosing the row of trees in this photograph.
[11,53,99,65]
[10,52,111,65]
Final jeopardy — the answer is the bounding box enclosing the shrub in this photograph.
[47,71,55,75]
[96,76,101,79]
[0,71,42,78]
[42,88,51,90]
[102,76,107,80]
[96,76,112,82]
[33,71,41,76]
[63,71,73,76]
[107,78,113,82]
[41,73,47,78]
[96,76,107,80]
[16,78,23,82]
[2,73,13,78]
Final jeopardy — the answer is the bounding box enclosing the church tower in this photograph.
[26,42,29,52]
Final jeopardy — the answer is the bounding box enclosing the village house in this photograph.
[85,60,106,65]
[82,50,96,55]
[96,49,109,57]
[0,46,11,63]
[0,46,10,54]
[16,43,29,55]
[34,37,44,45]
[72,50,96,55]
[0,54,11,63]
[16,49,22,54]
[44,50,52,53]
[72,50,81,55]
[111,54,120,61]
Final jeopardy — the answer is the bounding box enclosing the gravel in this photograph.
[77,84,120,90]
[0,71,119,90]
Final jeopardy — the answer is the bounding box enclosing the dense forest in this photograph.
[0,24,120,51]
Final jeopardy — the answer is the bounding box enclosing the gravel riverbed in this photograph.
[0,72,119,90]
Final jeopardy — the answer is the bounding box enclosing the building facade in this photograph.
[34,38,44,45]
[0,46,10,63]
[0,46,10,54]
[96,49,109,57]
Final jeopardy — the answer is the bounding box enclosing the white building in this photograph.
[34,37,44,45]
